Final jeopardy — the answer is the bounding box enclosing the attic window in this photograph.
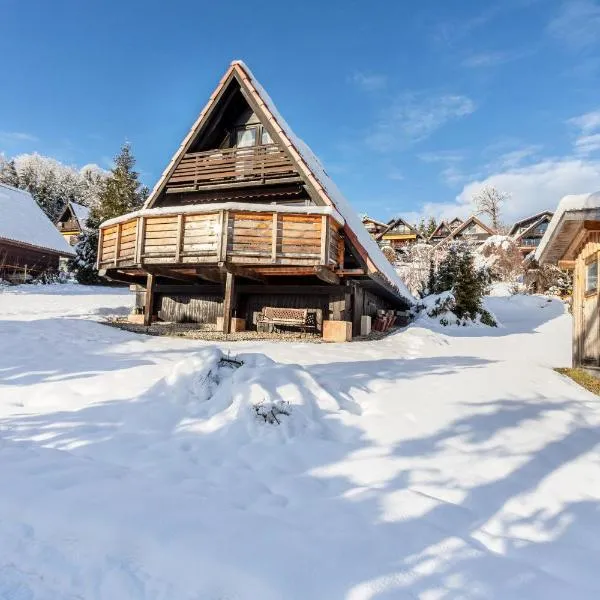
[261,129,273,145]
[586,260,598,293]
[236,127,257,148]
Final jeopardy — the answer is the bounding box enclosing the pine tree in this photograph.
[70,143,146,284]
[427,258,436,294]
[425,216,437,238]
[70,210,102,284]
[97,143,146,221]
[0,157,19,187]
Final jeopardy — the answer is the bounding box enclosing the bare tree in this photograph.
[472,185,509,231]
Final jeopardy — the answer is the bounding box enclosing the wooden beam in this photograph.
[164,176,304,194]
[313,266,339,285]
[175,213,185,262]
[271,212,278,262]
[558,260,576,270]
[584,220,600,231]
[320,214,328,265]
[335,268,366,276]
[195,267,223,284]
[218,210,229,262]
[143,273,156,326]
[113,222,122,267]
[222,271,236,333]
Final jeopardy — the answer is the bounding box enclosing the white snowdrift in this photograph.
[1,284,600,599]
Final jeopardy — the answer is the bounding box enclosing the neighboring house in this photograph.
[509,211,553,257]
[378,217,423,249]
[56,201,91,246]
[448,217,463,231]
[96,60,414,337]
[535,192,600,367]
[0,183,75,281]
[361,215,389,239]
[429,221,453,244]
[435,215,495,248]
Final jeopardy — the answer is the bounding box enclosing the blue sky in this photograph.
[1,0,600,225]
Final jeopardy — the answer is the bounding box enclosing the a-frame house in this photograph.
[379,217,422,248]
[429,221,452,244]
[434,215,495,247]
[361,215,389,239]
[56,201,90,246]
[97,61,413,336]
[509,211,553,257]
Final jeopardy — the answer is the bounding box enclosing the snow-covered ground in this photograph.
[1,284,600,599]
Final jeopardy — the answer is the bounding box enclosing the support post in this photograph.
[143,273,156,326]
[222,271,236,333]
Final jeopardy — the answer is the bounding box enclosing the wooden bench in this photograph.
[256,307,315,333]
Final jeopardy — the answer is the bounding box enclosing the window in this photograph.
[586,260,598,293]
[236,127,257,148]
[261,128,273,145]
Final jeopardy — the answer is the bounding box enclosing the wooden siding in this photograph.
[0,239,61,279]
[573,232,600,365]
[166,144,297,191]
[158,294,223,324]
[98,208,342,271]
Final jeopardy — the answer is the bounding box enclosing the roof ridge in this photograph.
[0,181,30,196]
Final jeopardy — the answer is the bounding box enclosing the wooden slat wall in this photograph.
[99,210,343,270]
[573,232,600,365]
[158,294,223,324]
[167,144,296,190]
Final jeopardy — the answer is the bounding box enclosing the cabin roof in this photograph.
[143,60,414,303]
[361,215,388,228]
[56,200,91,231]
[508,211,554,236]
[434,215,495,247]
[0,183,74,255]
[429,220,451,239]
[535,192,600,264]
[512,214,551,243]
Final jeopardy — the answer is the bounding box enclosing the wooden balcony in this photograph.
[165,144,298,192]
[97,206,343,280]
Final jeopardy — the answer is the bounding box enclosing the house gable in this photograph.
[142,60,413,300]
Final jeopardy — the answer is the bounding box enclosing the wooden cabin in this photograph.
[56,201,90,246]
[97,61,414,337]
[361,215,389,239]
[509,211,553,257]
[0,183,74,281]
[379,217,422,249]
[536,193,600,367]
[435,215,495,248]
[429,218,464,244]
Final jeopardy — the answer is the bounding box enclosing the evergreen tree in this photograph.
[425,216,437,238]
[71,143,146,284]
[416,218,426,237]
[70,210,102,284]
[97,143,146,221]
[427,258,436,294]
[0,157,19,187]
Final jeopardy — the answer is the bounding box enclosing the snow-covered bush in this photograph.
[477,235,523,283]
[525,263,572,297]
[394,242,434,297]
[418,290,497,327]
[381,245,397,264]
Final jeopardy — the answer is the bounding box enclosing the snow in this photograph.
[0,183,74,255]
[2,284,600,598]
[101,202,344,228]
[480,234,514,252]
[71,201,90,228]
[233,60,415,304]
[535,191,600,262]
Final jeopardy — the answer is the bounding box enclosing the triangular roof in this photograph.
[512,214,552,243]
[361,215,388,228]
[143,60,414,303]
[434,215,495,247]
[448,217,463,229]
[56,200,91,231]
[0,183,74,255]
[429,220,451,239]
[378,216,419,240]
[509,211,553,236]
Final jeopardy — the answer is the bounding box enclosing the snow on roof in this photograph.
[234,61,415,303]
[71,202,90,228]
[0,183,74,255]
[535,191,600,262]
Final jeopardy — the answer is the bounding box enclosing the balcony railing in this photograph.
[165,144,297,191]
[97,206,343,272]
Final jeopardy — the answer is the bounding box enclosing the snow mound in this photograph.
[159,348,349,444]
[416,292,498,329]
